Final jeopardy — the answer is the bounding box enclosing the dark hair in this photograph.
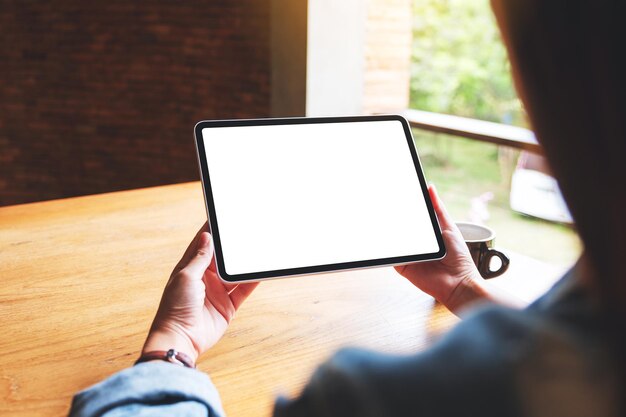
[491,0,626,408]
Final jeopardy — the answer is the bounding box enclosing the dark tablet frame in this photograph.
[194,115,446,283]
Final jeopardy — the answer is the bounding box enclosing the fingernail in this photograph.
[199,232,211,248]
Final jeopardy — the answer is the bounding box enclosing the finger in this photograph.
[223,281,239,292]
[229,282,260,310]
[432,194,466,248]
[208,253,217,273]
[394,264,409,277]
[441,228,471,258]
[181,232,214,279]
[204,261,237,292]
[204,271,236,321]
[428,184,454,231]
[174,222,209,274]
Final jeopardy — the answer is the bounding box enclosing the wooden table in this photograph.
[0,182,567,417]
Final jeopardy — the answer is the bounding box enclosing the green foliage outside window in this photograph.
[409,0,581,267]
[410,0,525,126]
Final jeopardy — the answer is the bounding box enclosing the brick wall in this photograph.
[0,1,270,206]
[363,0,412,114]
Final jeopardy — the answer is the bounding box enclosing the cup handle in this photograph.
[482,249,510,279]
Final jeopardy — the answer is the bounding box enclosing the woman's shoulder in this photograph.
[274,304,531,417]
[454,296,618,417]
[276,297,617,417]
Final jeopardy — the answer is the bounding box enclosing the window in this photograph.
[410,0,581,267]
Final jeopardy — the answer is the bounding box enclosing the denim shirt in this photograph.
[69,267,619,417]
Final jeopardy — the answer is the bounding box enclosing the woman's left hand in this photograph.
[142,223,259,363]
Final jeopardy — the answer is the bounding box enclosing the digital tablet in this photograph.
[194,115,445,283]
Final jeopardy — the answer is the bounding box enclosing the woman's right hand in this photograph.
[395,185,493,314]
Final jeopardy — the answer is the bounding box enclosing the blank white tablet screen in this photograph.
[201,120,440,276]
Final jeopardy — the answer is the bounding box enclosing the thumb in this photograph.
[428,184,453,230]
[182,232,214,278]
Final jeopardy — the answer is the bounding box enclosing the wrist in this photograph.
[443,271,488,315]
[142,326,199,364]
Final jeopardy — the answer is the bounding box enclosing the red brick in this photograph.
[0,1,271,206]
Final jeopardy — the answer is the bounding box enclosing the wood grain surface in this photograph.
[0,182,565,417]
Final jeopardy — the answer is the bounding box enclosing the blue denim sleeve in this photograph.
[69,362,225,417]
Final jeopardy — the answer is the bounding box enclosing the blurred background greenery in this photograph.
[410,0,524,126]
[409,0,581,267]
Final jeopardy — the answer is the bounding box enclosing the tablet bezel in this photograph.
[194,115,446,283]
